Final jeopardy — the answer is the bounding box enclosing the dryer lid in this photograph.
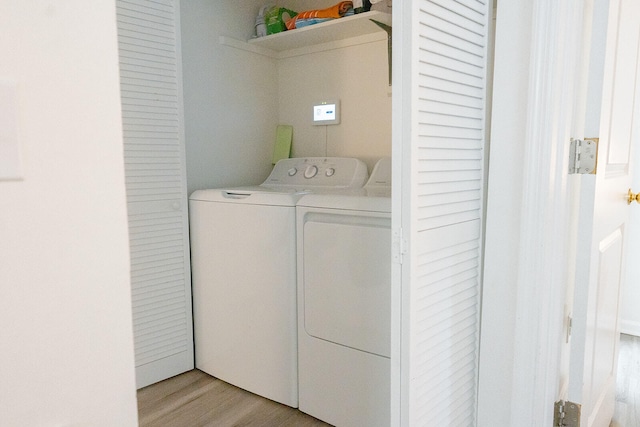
[364,157,391,188]
[295,157,391,212]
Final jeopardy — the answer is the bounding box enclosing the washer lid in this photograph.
[189,186,309,206]
[188,157,370,206]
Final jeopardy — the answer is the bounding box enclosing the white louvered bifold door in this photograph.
[392,0,490,425]
[116,0,194,389]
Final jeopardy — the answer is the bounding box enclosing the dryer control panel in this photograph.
[263,157,368,189]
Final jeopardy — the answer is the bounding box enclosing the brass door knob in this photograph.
[628,189,640,204]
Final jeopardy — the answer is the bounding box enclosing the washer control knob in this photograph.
[304,165,318,179]
[325,168,336,177]
[287,167,297,176]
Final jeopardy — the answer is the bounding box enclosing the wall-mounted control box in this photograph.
[312,99,340,125]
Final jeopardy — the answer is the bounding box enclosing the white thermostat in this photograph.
[312,99,340,125]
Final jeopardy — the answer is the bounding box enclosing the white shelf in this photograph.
[248,11,391,53]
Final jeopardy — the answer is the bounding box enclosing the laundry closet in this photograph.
[120,0,489,425]
[119,0,393,396]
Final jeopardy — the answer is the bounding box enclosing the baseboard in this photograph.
[620,319,640,337]
[136,350,194,389]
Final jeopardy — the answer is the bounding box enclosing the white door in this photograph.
[569,0,640,425]
[621,105,640,336]
[391,0,491,424]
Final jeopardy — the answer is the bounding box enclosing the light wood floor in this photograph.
[139,335,640,426]
[137,369,331,427]
[611,333,640,427]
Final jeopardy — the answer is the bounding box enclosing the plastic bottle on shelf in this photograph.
[353,0,371,13]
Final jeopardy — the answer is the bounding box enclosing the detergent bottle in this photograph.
[264,7,297,35]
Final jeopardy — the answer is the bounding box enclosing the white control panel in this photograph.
[263,157,368,189]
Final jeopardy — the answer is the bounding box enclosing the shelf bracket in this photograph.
[370,19,392,86]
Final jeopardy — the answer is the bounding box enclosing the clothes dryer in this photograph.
[296,158,392,426]
[189,157,368,408]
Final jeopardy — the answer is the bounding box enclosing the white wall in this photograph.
[180,0,392,190]
[277,1,392,172]
[0,2,138,426]
[180,0,279,193]
[277,39,391,171]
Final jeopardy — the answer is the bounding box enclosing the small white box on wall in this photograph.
[312,100,340,125]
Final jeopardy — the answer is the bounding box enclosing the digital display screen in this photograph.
[312,100,340,125]
[314,104,336,121]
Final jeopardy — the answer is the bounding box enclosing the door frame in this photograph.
[477,0,587,425]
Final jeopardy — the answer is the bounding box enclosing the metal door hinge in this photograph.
[554,400,581,427]
[569,138,598,174]
[392,228,407,264]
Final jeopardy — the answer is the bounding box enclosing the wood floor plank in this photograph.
[612,333,640,427]
[137,370,331,427]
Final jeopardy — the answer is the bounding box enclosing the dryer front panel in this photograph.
[301,210,391,357]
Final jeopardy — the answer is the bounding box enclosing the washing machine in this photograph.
[296,157,392,426]
[189,157,368,408]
